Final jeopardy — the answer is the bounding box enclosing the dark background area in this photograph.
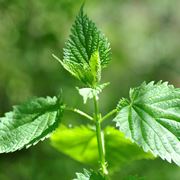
[0,0,179,179]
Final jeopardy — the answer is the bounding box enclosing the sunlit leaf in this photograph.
[50,125,154,171]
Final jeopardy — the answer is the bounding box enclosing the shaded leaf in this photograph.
[0,96,63,153]
[114,81,180,165]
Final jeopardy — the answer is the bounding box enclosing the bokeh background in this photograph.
[0,0,180,179]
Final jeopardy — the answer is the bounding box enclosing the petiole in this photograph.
[64,106,93,121]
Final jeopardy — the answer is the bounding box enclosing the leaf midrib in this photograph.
[132,104,179,155]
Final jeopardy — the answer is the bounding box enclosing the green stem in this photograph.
[101,109,117,123]
[64,107,93,121]
[93,95,108,175]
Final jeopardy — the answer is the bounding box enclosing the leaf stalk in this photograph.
[101,109,117,123]
[64,106,93,121]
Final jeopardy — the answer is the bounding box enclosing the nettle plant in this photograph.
[0,6,180,180]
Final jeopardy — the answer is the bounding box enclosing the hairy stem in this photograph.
[93,95,108,175]
[101,109,117,123]
[64,107,93,121]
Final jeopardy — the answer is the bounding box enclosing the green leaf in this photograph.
[50,125,154,172]
[77,82,109,104]
[74,169,105,180]
[53,7,111,87]
[0,96,63,153]
[113,81,180,166]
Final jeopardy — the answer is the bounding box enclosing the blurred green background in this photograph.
[0,0,180,179]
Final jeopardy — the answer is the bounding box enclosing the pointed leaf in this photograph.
[54,7,111,86]
[0,96,63,153]
[114,81,180,166]
[51,125,154,171]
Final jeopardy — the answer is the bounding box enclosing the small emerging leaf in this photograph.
[77,83,109,104]
[89,50,101,84]
[74,169,105,180]
[0,96,63,153]
[53,7,111,87]
[114,81,180,166]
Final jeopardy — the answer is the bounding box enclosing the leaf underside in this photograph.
[114,81,180,166]
[77,82,110,104]
[0,96,63,153]
[51,125,154,172]
[55,7,111,86]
